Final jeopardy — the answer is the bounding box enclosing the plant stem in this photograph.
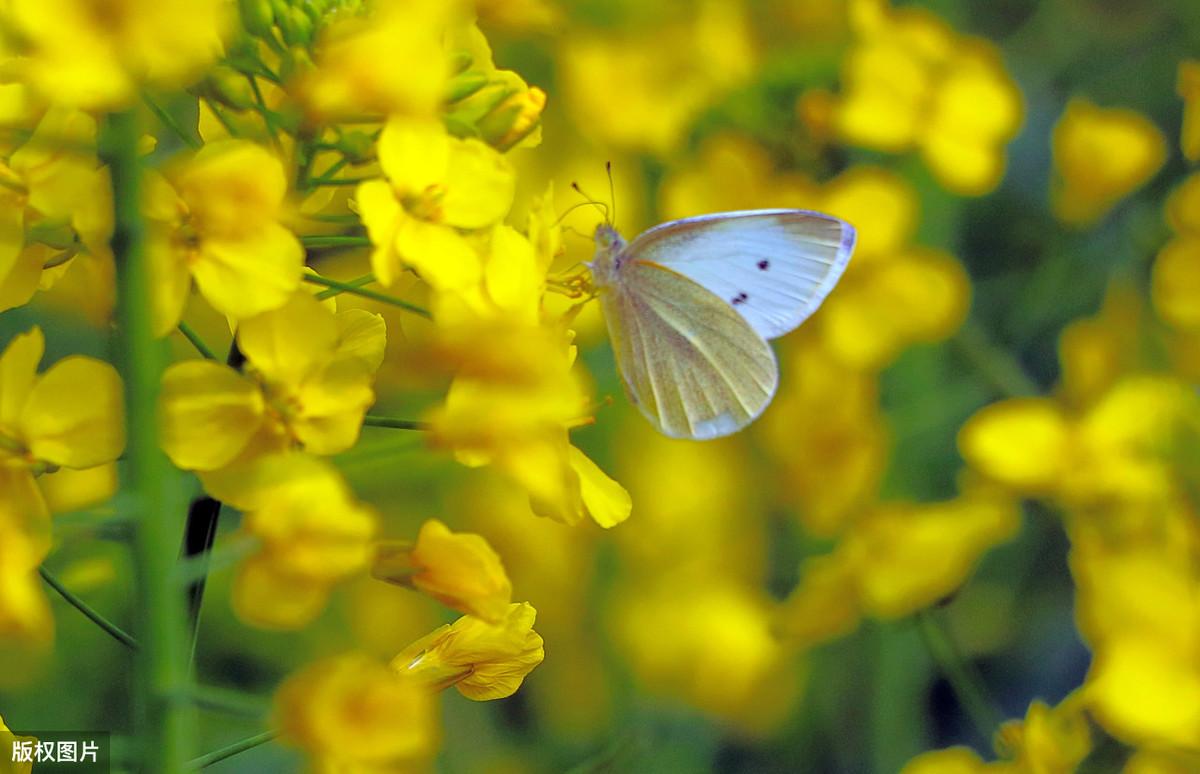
[299,235,372,248]
[39,566,139,650]
[362,415,429,431]
[176,323,218,360]
[915,609,1005,745]
[301,274,431,318]
[314,272,374,300]
[188,730,277,769]
[142,94,201,149]
[951,320,1041,399]
[107,108,194,773]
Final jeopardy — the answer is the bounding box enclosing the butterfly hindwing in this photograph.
[600,260,778,440]
[624,209,855,340]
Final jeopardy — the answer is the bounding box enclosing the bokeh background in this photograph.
[3,0,1200,772]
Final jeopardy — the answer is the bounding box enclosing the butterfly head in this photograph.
[588,224,626,286]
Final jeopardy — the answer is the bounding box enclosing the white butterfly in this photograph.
[588,209,856,440]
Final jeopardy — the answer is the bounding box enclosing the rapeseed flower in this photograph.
[372,518,513,623]
[394,601,544,701]
[0,327,123,521]
[1179,60,1200,161]
[3,0,229,109]
[231,455,377,629]
[145,140,304,335]
[275,652,437,770]
[834,0,1023,195]
[1051,99,1167,226]
[356,117,514,291]
[158,290,384,506]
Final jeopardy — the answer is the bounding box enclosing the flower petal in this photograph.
[23,356,124,468]
[159,360,264,471]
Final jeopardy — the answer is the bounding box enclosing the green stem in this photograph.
[176,323,218,360]
[362,415,429,431]
[39,567,139,650]
[301,274,431,318]
[951,320,1041,399]
[106,108,194,773]
[300,235,372,248]
[143,95,201,149]
[188,685,269,719]
[915,609,1005,744]
[307,174,371,187]
[314,271,373,300]
[188,730,277,770]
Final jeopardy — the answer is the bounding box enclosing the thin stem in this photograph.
[314,271,373,300]
[176,323,218,360]
[106,108,194,772]
[362,415,429,431]
[951,320,1041,399]
[143,95,201,149]
[39,567,139,650]
[187,730,277,770]
[188,685,270,719]
[915,609,1005,744]
[300,235,372,248]
[301,274,431,318]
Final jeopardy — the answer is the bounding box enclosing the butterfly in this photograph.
[588,209,856,440]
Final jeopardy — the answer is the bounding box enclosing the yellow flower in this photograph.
[446,23,547,152]
[899,747,988,774]
[159,290,384,505]
[275,653,437,770]
[0,327,124,521]
[393,602,544,701]
[778,489,1019,643]
[958,398,1071,494]
[4,0,229,109]
[1051,98,1166,227]
[995,696,1092,773]
[0,108,110,314]
[372,518,513,623]
[296,0,453,122]
[146,140,304,336]
[0,512,52,645]
[835,2,1022,195]
[231,455,377,629]
[1152,236,1200,332]
[1178,60,1200,161]
[356,117,514,291]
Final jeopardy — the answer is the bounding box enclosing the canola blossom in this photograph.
[0,1,1198,772]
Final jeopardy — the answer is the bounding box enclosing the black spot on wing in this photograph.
[731,292,748,305]
[757,260,769,270]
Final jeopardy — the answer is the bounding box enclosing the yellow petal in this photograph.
[232,557,330,630]
[394,217,482,292]
[570,446,632,528]
[0,327,43,428]
[191,224,303,321]
[440,138,515,229]
[958,398,1070,492]
[147,236,193,337]
[1152,237,1200,331]
[236,291,338,388]
[899,747,987,774]
[356,179,405,287]
[159,360,264,470]
[377,117,449,196]
[23,356,124,468]
[333,309,387,373]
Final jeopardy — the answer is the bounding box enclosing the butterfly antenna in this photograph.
[605,161,617,228]
[571,181,610,222]
[555,201,608,226]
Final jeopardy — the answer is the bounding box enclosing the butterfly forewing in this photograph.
[601,260,778,440]
[624,209,855,340]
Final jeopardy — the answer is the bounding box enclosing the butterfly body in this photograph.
[589,210,855,441]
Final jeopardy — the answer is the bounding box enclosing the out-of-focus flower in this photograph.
[356,117,514,291]
[0,713,36,774]
[778,489,1019,645]
[145,140,303,336]
[1178,60,1200,161]
[613,576,798,731]
[158,290,384,505]
[3,0,229,109]
[0,327,124,522]
[231,455,377,629]
[474,0,562,33]
[834,1,1023,195]
[1153,185,1200,333]
[994,695,1092,772]
[1051,99,1166,226]
[0,511,51,645]
[659,134,815,219]
[446,24,547,152]
[560,1,757,154]
[275,652,437,770]
[296,0,455,122]
[1072,509,1200,750]
[393,602,544,701]
[0,108,111,314]
[899,747,987,774]
[373,518,513,623]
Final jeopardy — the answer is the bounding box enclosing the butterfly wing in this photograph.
[624,209,855,340]
[601,260,778,440]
